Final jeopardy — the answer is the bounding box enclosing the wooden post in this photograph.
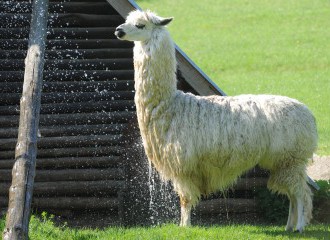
[2,0,49,239]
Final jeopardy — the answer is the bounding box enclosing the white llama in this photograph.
[115,10,318,232]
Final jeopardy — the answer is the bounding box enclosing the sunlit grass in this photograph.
[1,214,329,240]
[136,0,330,155]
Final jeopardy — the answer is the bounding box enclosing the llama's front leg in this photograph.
[180,195,192,226]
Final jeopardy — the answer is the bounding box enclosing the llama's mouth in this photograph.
[114,30,126,39]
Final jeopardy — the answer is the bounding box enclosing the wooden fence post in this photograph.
[2,0,49,239]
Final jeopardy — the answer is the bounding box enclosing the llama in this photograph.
[115,10,318,232]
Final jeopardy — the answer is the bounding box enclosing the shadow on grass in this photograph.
[250,227,330,239]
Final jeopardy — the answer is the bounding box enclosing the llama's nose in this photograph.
[115,27,125,39]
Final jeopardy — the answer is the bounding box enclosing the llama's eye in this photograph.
[135,24,145,29]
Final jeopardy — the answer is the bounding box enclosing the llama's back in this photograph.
[147,91,317,196]
[168,92,317,172]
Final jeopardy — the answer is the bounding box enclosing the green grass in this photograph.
[1,215,330,240]
[2,1,330,239]
[136,0,330,155]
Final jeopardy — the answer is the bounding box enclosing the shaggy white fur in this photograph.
[115,10,318,231]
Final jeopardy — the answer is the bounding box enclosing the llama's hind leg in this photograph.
[286,191,309,232]
[287,186,312,233]
[294,181,313,232]
[285,195,297,231]
[295,196,306,233]
[267,165,313,232]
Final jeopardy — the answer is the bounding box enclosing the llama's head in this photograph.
[115,10,173,42]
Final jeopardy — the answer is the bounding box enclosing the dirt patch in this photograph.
[307,155,330,180]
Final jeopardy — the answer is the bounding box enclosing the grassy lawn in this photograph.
[2,1,329,239]
[1,215,330,240]
[136,0,330,155]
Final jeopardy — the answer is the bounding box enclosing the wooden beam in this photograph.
[46,39,133,49]
[48,2,117,15]
[106,0,137,17]
[0,48,133,60]
[0,58,134,72]
[176,48,226,96]
[0,111,135,127]
[0,100,135,115]
[3,0,49,239]
[0,90,135,105]
[47,27,116,39]
[0,124,128,138]
[32,197,120,210]
[0,197,120,210]
[42,70,134,81]
[0,168,125,182]
[195,198,258,214]
[0,70,134,82]
[233,177,267,190]
[0,181,125,197]
[0,146,124,160]
[0,39,133,51]
[1,80,134,94]
[0,28,30,39]
[0,134,124,150]
[0,2,116,15]
[0,27,116,40]
[0,13,123,28]
[0,156,121,170]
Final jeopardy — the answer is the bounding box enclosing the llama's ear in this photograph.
[158,17,173,26]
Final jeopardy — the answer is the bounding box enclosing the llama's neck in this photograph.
[133,29,177,110]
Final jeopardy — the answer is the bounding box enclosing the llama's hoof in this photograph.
[179,222,191,227]
[285,226,293,232]
[295,221,306,233]
[179,221,191,227]
[294,228,304,234]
